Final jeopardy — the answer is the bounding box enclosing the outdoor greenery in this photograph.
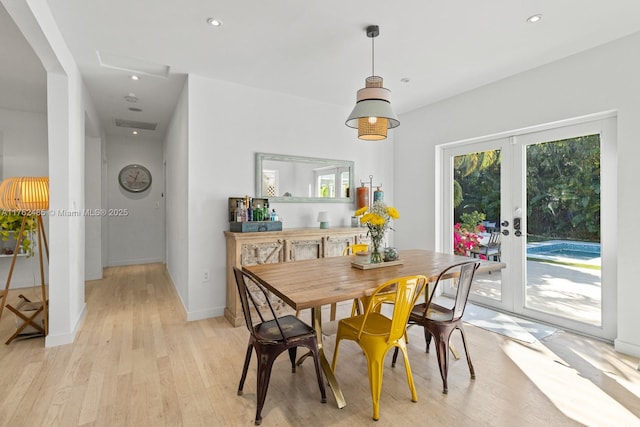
[458,211,486,233]
[454,134,600,242]
[526,135,600,241]
[453,150,501,224]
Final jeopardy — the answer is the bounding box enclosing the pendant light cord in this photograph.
[371,36,375,76]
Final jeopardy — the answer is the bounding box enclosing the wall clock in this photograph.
[118,164,152,193]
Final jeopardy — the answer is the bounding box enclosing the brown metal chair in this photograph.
[392,260,480,393]
[233,267,326,425]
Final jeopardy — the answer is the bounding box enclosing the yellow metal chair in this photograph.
[342,245,403,319]
[341,243,369,256]
[331,275,427,421]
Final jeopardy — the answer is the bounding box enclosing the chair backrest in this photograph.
[342,243,369,256]
[358,275,427,342]
[233,267,287,341]
[424,261,480,321]
[487,231,501,246]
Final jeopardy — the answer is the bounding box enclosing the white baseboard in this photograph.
[45,302,87,347]
[614,337,640,359]
[187,307,225,321]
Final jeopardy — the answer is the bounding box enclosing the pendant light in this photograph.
[346,25,399,141]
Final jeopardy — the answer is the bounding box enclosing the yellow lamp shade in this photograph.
[0,177,49,211]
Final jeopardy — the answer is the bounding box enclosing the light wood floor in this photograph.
[0,263,638,426]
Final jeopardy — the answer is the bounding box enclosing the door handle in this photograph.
[501,220,509,227]
[513,217,521,231]
[501,230,509,236]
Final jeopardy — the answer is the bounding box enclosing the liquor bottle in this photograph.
[254,203,263,221]
[242,201,248,222]
[374,186,384,202]
[234,200,244,222]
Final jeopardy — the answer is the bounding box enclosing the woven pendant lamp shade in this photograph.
[345,26,399,140]
[0,177,49,211]
[357,116,388,140]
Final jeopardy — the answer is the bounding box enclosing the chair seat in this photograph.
[339,312,392,338]
[410,303,454,323]
[254,315,316,342]
[471,246,500,254]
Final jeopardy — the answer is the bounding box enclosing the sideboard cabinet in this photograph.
[224,227,370,326]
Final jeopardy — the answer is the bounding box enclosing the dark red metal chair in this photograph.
[233,267,326,425]
[392,261,480,393]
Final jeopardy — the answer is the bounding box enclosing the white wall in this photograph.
[84,135,102,279]
[83,81,106,281]
[106,135,164,266]
[183,74,394,320]
[0,107,48,177]
[164,79,189,309]
[395,31,640,357]
[0,107,49,287]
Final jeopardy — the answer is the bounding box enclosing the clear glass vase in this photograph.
[370,240,383,263]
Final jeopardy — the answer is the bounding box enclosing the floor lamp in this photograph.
[0,177,49,341]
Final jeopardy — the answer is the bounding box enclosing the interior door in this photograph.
[442,116,616,339]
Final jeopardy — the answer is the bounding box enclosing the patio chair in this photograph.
[233,267,326,425]
[471,231,501,261]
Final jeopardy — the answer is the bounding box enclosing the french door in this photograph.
[441,117,616,339]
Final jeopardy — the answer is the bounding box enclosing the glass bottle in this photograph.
[234,200,244,222]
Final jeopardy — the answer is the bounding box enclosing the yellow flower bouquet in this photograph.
[355,201,400,263]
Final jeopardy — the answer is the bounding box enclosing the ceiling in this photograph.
[4,1,640,140]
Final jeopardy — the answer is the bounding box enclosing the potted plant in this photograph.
[0,212,36,256]
[453,211,486,256]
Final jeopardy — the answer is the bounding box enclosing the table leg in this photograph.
[310,306,346,409]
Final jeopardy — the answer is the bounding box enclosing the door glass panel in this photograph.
[524,135,601,326]
[453,149,502,301]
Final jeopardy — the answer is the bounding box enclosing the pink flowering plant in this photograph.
[453,211,486,256]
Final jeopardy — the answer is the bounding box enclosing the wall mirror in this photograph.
[255,153,354,203]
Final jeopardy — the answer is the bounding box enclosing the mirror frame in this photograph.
[255,153,355,203]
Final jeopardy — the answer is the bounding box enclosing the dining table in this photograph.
[242,248,505,408]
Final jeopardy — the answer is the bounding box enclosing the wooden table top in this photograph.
[243,249,505,311]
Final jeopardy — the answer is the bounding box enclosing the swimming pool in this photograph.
[527,240,601,267]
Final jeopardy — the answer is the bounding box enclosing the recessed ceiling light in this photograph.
[124,93,138,103]
[130,75,140,81]
[132,130,138,135]
[207,17,223,27]
[527,14,542,23]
